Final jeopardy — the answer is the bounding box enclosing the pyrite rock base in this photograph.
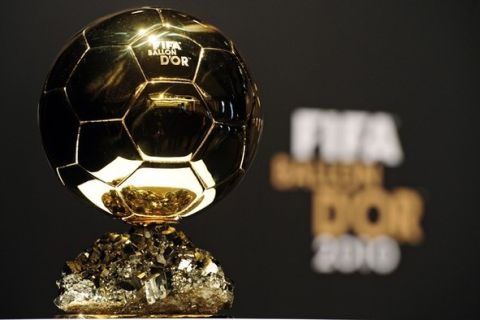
[55,225,233,316]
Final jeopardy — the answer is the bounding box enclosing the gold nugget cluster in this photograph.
[55,225,233,315]
[102,186,195,221]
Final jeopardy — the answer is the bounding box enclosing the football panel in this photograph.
[232,45,259,119]
[242,97,263,170]
[77,122,142,185]
[39,89,79,168]
[232,45,252,77]
[57,164,113,214]
[191,124,244,186]
[210,169,245,203]
[132,28,201,80]
[125,82,212,159]
[195,49,253,124]
[45,34,88,91]
[187,27,232,52]
[180,188,217,217]
[85,8,161,47]
[67,47,145,121]
[159,9,231,51]
[158,9,202,26]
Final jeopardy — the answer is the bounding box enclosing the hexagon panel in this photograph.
[77,122,142,185]
[67,47,145,121]
[125,82,212,159]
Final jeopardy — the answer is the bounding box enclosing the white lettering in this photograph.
[291,109,403,167]
[170,56,181,65]
[160,55,169,65]
[311,234,401,274]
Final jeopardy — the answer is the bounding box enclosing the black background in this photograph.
[1,0,479,319]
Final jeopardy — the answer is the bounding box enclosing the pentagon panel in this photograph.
[77,122,142,185]
[243,97,263,171]
[192,124,244,186]
[160,9,231,51]
[45,34,88,91]
[85,8,161,47]
[125,82,212,159]
[67,47,145,121]
[39,89,79,168]
[195,49,253,124]
[132,28,201,80]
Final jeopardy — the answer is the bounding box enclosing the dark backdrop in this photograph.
[1,0,479,319]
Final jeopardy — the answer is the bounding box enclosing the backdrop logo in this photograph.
[271,108,424,274]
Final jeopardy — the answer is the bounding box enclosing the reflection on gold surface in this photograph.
[148,92,198,109]
[182,188,216,217]
[89,156,142,185]
[190,160,215,188]
[78,179,114,213]
[102,186,195,219]
[124,186,194,215]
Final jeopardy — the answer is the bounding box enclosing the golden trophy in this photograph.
[38,7,262,316]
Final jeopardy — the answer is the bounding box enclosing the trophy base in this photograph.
[54,225,233,317]
[57,314,214,318]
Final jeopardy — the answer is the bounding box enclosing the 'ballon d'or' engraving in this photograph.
[148,40,190,66]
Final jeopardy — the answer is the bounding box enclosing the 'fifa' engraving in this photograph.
[148,40,190,66]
